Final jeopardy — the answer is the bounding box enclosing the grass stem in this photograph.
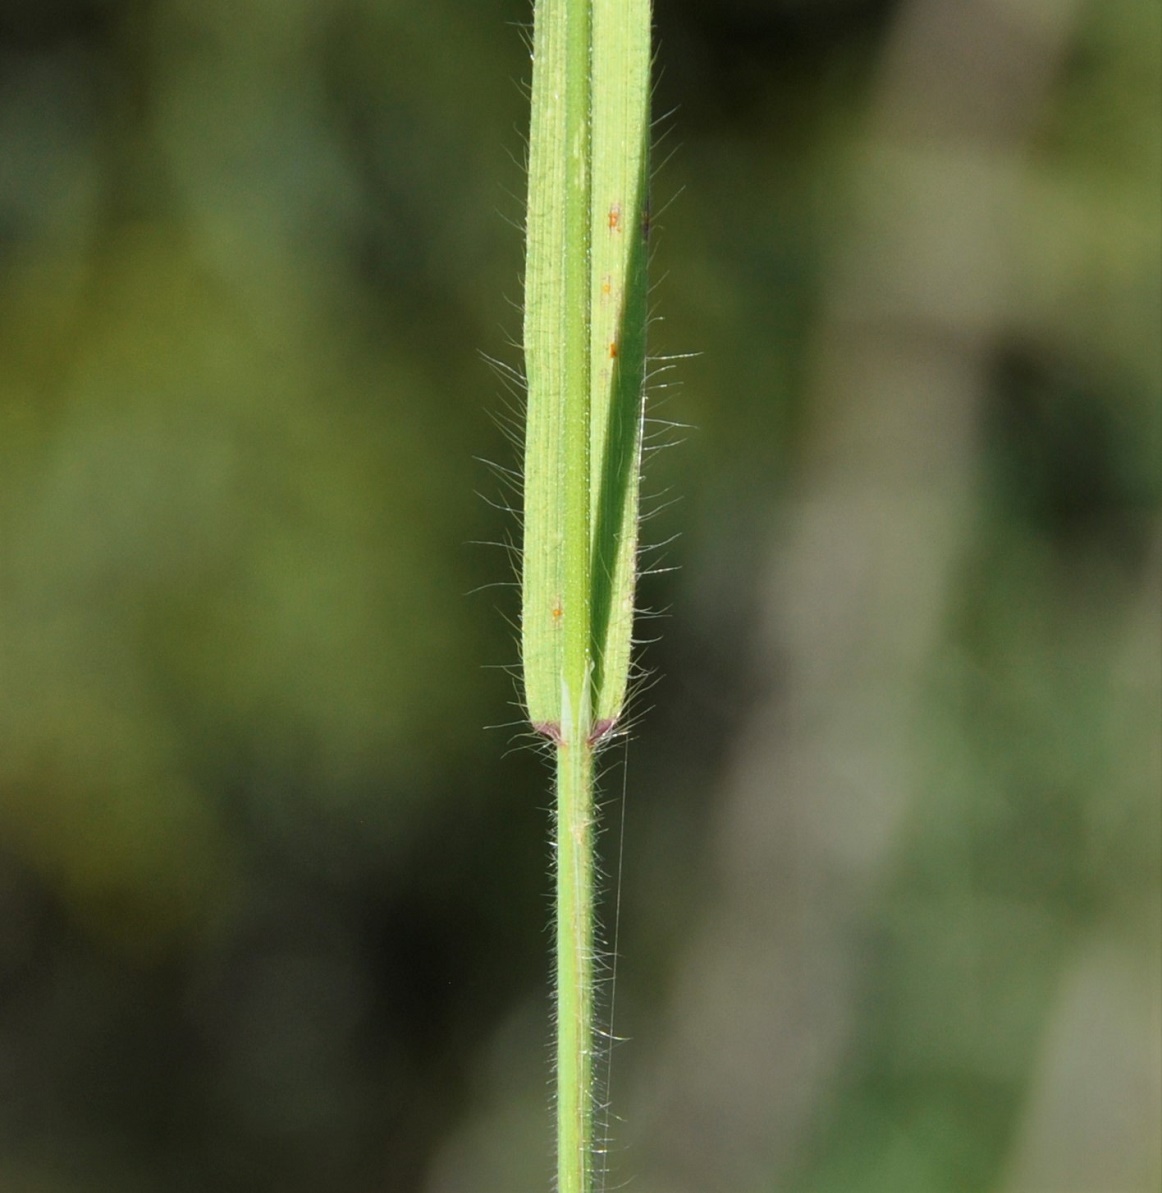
[519,1,652,1187]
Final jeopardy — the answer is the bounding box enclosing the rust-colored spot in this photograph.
[608,202,621,232]
[609,341,619,359]
[601,273,612,297]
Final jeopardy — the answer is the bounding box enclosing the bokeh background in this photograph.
[1,1,1159,1191]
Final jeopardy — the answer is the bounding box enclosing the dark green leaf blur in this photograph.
[0,1,1157,1191]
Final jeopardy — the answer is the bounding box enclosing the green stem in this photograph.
[520,1,652,1187]
[547,10,596,1183]
[556,702,595,1193]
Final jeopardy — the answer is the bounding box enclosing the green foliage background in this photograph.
[0,1,1157,1191]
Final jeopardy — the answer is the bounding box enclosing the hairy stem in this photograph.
[520,1,652,1187]
[555,684,595,1193]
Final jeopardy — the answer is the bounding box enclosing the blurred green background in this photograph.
[0,1,1158,1191]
